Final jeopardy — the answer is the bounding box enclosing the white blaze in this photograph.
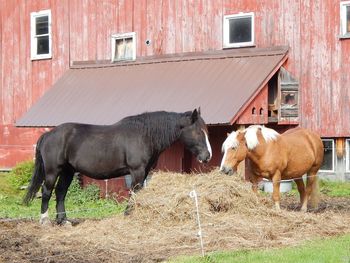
[202,129,212,160]
[220,147,228,170]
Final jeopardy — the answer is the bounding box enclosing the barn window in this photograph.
[279,67,299,121]
[320,139,335,172]
[346,139,350,172]
[30,10,52,60]
[223,12,255,48]
[340,1,350,37]
[111,32,136,62]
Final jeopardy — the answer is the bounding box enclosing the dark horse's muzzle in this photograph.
[198,151,211,163]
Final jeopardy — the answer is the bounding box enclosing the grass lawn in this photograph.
[0,171,126,220]
[171,234,350,263]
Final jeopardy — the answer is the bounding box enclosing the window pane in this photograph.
[320,140,333,171]
[37,36,49,54]
[347,5,350,33]
[115,38,133,60]
[281,91,298,118]
[229,17,252,43]
[36,16,48,35]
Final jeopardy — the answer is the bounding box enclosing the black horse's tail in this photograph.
[23,134,46,205]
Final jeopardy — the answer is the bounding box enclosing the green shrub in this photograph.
[67,177,101,205]
[7,160,34,190]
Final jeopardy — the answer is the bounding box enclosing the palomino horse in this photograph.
[220,125,324,211]
[24,109,212,224]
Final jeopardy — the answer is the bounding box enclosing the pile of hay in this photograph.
[129,169,268,223]
[1,169,349,262]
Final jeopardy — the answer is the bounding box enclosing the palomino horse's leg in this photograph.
[250,174,260,194]
[55,169,74,225]
[40,173,58,225]
[272,171,282,210]
[303,172,319,212]
[294,178,306,210]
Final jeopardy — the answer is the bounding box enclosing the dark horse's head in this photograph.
[179,108,212,163]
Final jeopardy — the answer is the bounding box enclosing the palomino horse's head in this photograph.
[179,108,212,163]
[220,125,280,175]
[220,130,248,175]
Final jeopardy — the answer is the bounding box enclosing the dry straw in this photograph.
[1,169,349,263]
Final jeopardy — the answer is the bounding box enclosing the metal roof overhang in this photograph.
[16,46,289,127]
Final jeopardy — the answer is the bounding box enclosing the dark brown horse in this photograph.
[220,125,324,211]
[24,109,212,225]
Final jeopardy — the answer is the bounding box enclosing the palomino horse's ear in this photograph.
[191,109,199,123]
[227,133,230,137]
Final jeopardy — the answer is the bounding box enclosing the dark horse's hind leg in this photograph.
[55,168,74,225]
[124,167,146,215]
[40,173,59,225]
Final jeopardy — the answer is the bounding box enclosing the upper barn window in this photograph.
[223,12,255,48]
[30,10,52,60]
[111,32,136,62]
[340,1,350,37]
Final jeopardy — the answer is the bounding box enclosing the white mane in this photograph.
[245,125,280,150]
[221,131,239,153]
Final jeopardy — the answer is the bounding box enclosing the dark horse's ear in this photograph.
[191,109,199,124]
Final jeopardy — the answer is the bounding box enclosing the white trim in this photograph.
[320,139,335,172]
[223,12,255,48]
[30,9,52,60]
[111,32,136,62]
[340,1,350,37]
[346,139,350,172]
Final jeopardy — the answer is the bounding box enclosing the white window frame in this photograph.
[223,12,255,48]
[346,139,350,172]
[340,1,350,37]
[320,139,335,172]
[30,9,52,60]
[111,32,136,62]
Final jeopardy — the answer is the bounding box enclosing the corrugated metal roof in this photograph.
[16,46,288,127]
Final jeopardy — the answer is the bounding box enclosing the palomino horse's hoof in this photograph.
[300,207,308,213]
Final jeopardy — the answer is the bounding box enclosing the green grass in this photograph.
[319,180,350,197]
[0,169,126,220]
[261,179,350,198]
[171,234,350,263]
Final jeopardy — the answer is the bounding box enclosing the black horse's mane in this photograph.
[118,111,192,152]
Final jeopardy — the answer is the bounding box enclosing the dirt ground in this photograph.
[1,170,349,263]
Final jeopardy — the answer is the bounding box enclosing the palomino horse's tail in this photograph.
[23,134,46,205]
[308,176,320,209]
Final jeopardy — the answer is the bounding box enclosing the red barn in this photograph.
[1,1,349,191]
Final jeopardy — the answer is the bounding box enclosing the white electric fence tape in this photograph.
[189,189,205,257]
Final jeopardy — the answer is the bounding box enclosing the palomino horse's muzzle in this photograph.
[220,166,234,175]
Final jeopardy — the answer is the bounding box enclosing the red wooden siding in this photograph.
[1,0,350,169]
[236,85,269,125]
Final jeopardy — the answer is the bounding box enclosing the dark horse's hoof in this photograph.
[124,204,134,216]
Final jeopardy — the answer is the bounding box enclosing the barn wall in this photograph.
[1,0,349,169]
